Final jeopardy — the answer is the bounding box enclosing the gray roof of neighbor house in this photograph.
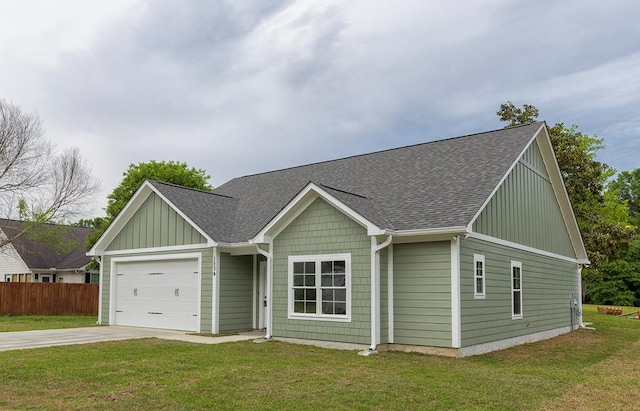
[0,220,92,270]
[149,122,544,243]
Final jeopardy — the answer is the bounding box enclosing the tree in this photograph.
[106,160,212,219]
[0,99,99,248]
[608,168,640,229]
[496,101,539,127]
[86,160,212,251]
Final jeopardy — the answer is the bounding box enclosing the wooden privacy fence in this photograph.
[0,283,98,315]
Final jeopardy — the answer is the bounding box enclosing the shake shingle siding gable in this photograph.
[215,122,542,242]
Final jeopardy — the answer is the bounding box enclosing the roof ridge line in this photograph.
[231,122,544,180]
[149,179,235,199]
[319,183,369,199]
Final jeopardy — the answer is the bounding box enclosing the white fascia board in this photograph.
[384,226,468,237]
[251,182,384,244]
[465,124,589,264]
[88,180,217,256]
[534,126,589,263]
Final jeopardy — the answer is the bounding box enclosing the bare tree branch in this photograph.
[0,99,101,249]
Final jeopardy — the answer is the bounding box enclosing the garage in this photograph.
[113,257,200,332]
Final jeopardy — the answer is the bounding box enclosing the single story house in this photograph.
[0,220,96,284]
[88,122,589,357]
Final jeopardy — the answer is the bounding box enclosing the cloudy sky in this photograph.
[1,0,638,218]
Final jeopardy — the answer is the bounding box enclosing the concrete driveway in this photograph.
[0,326,263,352]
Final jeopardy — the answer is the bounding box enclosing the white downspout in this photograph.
[387,243,394,344]
[362,235,392,354]
[255,243,273,339]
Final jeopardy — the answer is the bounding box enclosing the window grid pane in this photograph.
[292,257,348,317]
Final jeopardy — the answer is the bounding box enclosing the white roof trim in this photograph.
[251,182,384,244]
[87,180,216,256]
[466,123,588,263]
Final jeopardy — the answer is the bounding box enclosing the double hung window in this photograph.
[511,261,523,318]
[289,254,351,321]
[474,254,485,299]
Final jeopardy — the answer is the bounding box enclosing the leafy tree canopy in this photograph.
[85,160,212,255]
[106,160,212,220]
[496,101,539,127]
[608,168,640,229]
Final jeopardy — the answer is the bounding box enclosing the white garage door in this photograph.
[114,258,199,332]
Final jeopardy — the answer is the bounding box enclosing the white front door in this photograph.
[258,261,267,329]
[114,258,200,332]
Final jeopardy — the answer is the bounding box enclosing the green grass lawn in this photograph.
[0,305,638,410]
[0,315,98,332]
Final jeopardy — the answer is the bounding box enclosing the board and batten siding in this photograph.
[106,192,206,251]
[272,198,371,345]
[460,238,577,347]
[473,141,576,258]
[102,193,213,331]
[393,241,452,347]
[218,253,253,333]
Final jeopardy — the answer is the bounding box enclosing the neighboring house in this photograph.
[88,122,589,357]
[0,220,96,284]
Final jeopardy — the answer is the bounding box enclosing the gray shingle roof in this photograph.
[152,122,543,243]
[0,219,92,270]
[148,180,238,242]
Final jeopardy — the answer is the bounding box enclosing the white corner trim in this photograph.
[252,254,257,330]
[451,237,461,348]
[212,248,220,334]
[97,257,104,324]
[467,232,580,263]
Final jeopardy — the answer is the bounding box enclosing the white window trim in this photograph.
[473,254,486,299]
[288,253,352,322]
[511,260,523,319]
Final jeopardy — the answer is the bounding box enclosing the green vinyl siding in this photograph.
[460,237,577,346]
[393,241,452,348]
[218,253,254,333]
[272,198,371,345]
[106,192,206,251]
[99,247,214,333]
[473,141,576,258]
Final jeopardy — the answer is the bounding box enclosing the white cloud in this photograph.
[0,0,638,217]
